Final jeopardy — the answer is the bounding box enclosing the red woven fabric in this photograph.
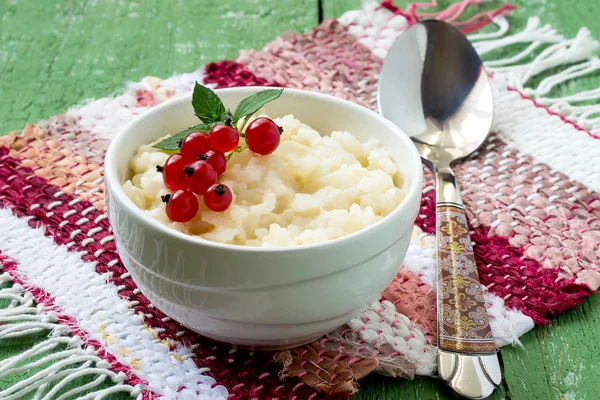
[204,60,282,89]
[412,172,593,324]
[0,148,341,399]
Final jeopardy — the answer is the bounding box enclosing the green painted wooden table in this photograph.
[1,0,599,399]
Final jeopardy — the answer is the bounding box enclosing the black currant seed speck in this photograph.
[161,194,171,203]
[156,165,164,173]
[278,125,284,135]
[224,117,232,126]
[183,166,194,177]
[214,184,226,196]
[198,153,208,160]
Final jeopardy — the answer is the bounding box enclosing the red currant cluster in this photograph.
[157,117,282,223]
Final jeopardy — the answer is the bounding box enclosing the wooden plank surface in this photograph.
[1,0,599,399]
[0,0,318,133]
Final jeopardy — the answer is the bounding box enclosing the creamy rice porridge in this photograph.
[123,114,405,247]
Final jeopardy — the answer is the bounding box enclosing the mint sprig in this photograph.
[153,83,283,151]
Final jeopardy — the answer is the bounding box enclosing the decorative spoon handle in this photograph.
[435,166,501,399]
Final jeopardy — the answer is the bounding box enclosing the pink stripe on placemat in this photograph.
[39,114,109,166]
[237,20,380,110]
[0,253,150,398]
[417,141,600,291]
[455,138,600,286]
[414,172,593,324]
[472,228,592,324]
[382,267,436,343]
[0,124,106,209]
[0,148,329,399]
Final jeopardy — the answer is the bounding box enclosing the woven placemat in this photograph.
[1,1,599,399]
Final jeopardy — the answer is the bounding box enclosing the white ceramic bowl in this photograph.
[105,87,423,350]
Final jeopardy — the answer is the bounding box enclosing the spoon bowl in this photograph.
[378,20,494,167]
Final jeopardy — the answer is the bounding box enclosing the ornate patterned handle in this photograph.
[437,203,496,354]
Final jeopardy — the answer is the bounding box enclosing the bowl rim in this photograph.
[104,86,423,253]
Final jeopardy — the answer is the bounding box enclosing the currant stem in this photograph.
[238,115,251,135]
[226,145,247,162]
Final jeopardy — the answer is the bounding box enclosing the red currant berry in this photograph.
[182,160,217,195]
[199,150,227,175]
[204,184,233,212]
[244,117,282,155]
[209,124,239,153]
[162,190,199,223]
[161,154,193,191]
[180,131,210,157]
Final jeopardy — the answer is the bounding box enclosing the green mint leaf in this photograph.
[232,89,283,123]
[152,123,213,151]
[192,82,226,123]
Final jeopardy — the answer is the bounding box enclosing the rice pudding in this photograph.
[123,114,405,247]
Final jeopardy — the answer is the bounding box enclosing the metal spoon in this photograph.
[378,20,501,399]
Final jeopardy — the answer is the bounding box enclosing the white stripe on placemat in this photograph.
[490,79,600,192]
[0,271,141,400]
[0,208,227,400]
[57,68,209,140]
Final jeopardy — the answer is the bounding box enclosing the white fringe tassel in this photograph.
[0,273,141,400]
[470,16,600,133]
